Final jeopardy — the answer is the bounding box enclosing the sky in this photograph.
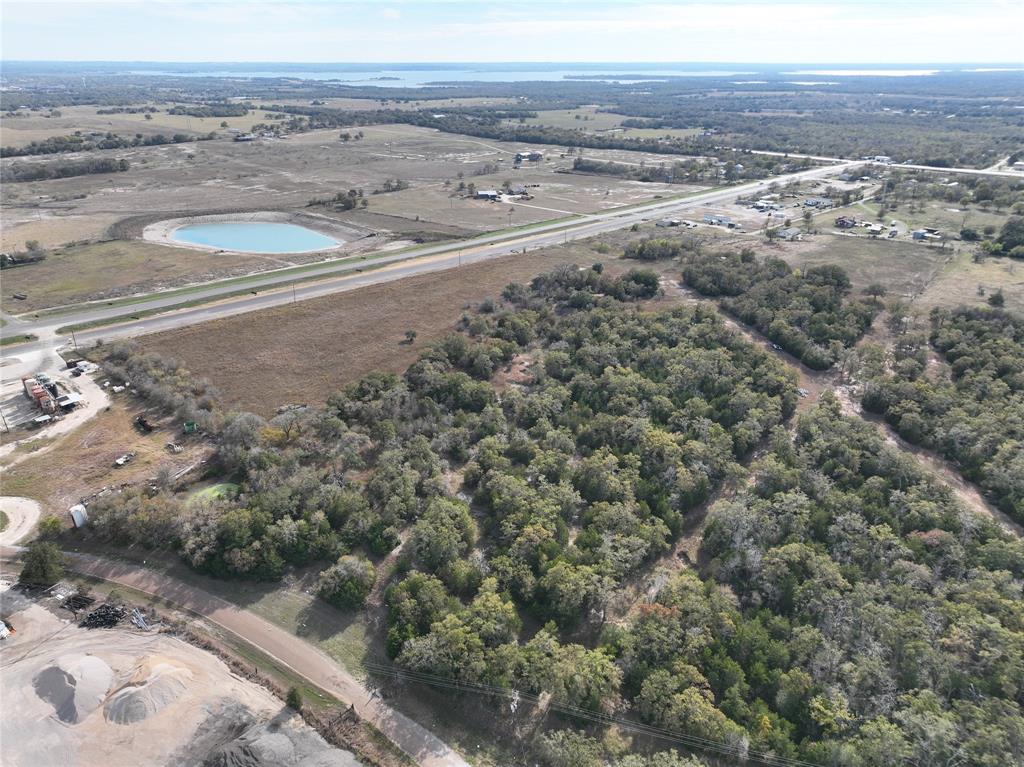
[2,0,1023,64]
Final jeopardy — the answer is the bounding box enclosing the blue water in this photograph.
[172,222,339,253]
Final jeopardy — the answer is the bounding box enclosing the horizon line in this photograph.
[4,59,1024,66]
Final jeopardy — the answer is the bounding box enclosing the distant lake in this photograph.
[6,62,1017,88]
[124,65,758,86]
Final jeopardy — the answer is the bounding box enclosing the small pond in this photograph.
[171,222,339,253]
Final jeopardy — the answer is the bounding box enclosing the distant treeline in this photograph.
[612,100,1022,168]
[167,103,251,118]
[1,156,129,183]
[1,131,213,157]
[261,104,815,171]
[572,154,807,183]
[2,70,1020,167]
[571,157,703,183]
[96,106,159,115]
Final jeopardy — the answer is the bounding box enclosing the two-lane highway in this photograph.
[2,160,856,371]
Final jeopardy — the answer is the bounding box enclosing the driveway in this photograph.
[0,497,41,546]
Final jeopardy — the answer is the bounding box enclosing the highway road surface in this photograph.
[1,160,856,380]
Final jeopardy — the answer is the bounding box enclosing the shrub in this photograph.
[317,554,376,608]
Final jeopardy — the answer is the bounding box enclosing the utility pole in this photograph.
[292,284,297,304]
[71,329,78,350]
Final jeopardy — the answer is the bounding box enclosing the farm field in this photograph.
[522,105,626,130]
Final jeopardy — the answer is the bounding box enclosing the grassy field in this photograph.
[0,509,7,532]
[523,106,626,130]
[143,239,632,415]
[0,103,286,148]
[779,233,951,299]
[917,247,1024,313]
[0,332,37,346]
[0,212,125,252]
[857,198,1010,235]
[1,240,276,312]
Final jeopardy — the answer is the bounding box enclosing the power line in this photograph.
[357,659,821,767]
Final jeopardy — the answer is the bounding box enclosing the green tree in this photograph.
[997,216,1024,251]
[408,498,475,572]
[19,541,64,586]
[286,687,303,711]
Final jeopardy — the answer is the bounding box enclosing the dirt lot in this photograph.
[2,124,703,244]
[143,240,625,415]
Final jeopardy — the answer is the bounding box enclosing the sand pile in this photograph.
[104,656,193,724]
[32,653,114,724]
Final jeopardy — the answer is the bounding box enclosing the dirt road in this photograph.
[45,551,470,767]
[0,497,41,546]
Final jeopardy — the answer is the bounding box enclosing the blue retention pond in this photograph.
[172,222,339,254]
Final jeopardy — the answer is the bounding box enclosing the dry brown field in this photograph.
[143,239,626,415]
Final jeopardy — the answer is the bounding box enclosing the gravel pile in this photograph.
[32,653,114,724]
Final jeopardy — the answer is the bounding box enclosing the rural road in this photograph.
[0,545,471,767]
[1,160,857,373]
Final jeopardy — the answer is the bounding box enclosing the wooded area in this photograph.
[862,306,1024,520]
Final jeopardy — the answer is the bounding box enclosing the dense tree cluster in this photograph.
[862,307,1024,520]
[996,216,1024,257]
[1,130,207,158]
[681,250,879,369]
[623,237,695,262]
[680,397,1024,765]
[167,103,250,117]
[1,156,129,183]
[877,171,1024,214]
